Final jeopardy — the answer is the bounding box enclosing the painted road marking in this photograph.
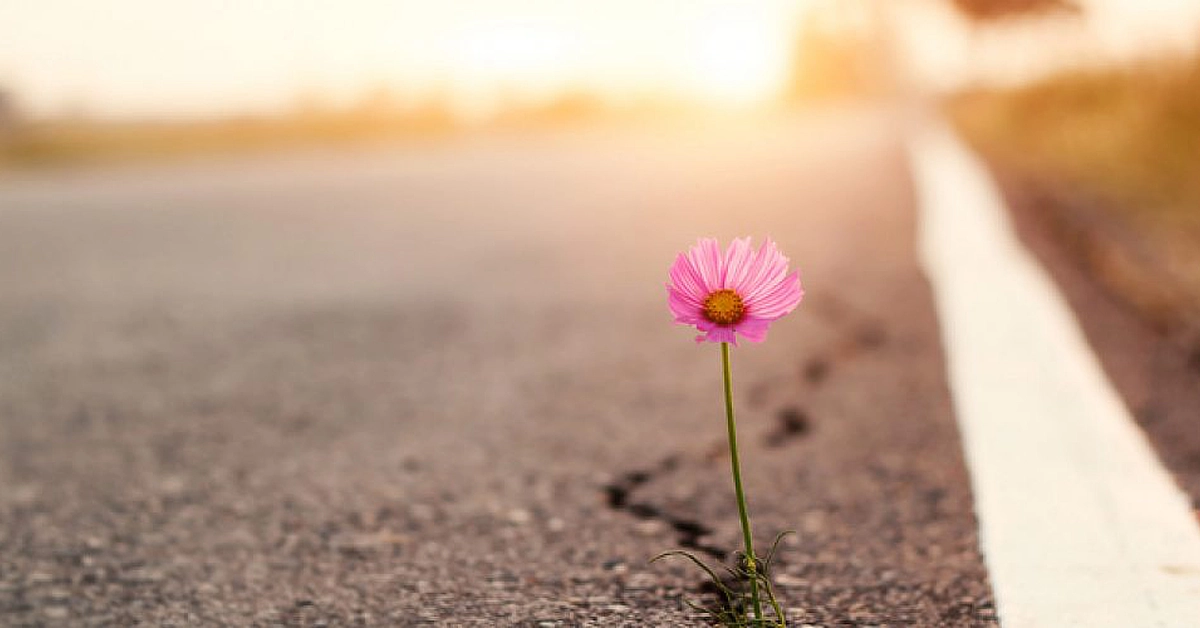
[910,120,1200,627]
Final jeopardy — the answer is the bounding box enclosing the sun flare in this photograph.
[0,0,803,118]
[687,9,790,107]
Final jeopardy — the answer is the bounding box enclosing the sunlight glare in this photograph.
[453,19,572,89]
[688,9,789,107]
[0,0,805,118]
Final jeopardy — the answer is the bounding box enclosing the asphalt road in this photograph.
[0,109,995,626]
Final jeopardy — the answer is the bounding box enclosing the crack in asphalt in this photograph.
[763,406,811,448]
[602,403,823,561]
[603,456,730,560]
[603,323,888,595]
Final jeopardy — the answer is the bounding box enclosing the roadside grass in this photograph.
[0,112,458,169]
[0,93,657,170]
[951,54,1200,333]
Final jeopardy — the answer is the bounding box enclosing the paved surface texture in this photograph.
[0,110,995,626]
[913,122,1200,627]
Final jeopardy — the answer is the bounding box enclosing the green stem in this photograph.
[721,342,764,623]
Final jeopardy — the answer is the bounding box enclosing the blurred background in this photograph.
[0,1,1192,153]
[3,0,1196,329]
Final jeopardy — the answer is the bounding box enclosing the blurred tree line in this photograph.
[786,0,1082,102]
[0,0,1100,166]
[0,88,16,139]
[950,0,1078,21]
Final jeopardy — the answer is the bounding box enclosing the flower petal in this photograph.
[733,239,789,300]
[668,253,708,304]
[720,236,754,290]
[734,316,772,343]
[668,286,705,323]
[744,271,803,319]
[686,238,724,294]
[698,325,737,345]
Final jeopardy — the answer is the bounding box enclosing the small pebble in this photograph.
[506,508,531,525]
[775,574,807,588]
[634,520,666,536]
[623,572,656,590]
[27,572,55,585]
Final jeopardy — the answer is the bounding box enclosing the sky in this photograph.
[0,0,803,120]
[1,0,1198,120]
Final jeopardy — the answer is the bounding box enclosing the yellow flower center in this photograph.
[703,289,745,326]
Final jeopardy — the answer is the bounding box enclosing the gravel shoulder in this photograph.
[995,167,1200,514]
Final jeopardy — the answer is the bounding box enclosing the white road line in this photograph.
[909,119,1200,627]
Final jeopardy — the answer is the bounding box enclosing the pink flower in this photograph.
[667,237,804,345]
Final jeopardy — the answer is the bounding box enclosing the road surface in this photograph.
[0,110,995,625]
